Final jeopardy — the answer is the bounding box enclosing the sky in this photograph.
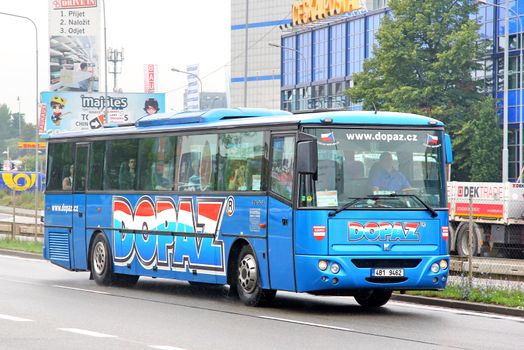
[0,0,231,125]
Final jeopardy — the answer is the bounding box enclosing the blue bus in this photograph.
[43,108,451,307]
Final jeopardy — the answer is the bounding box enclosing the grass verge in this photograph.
[0,238,42,254]
[408,282,524,309]
[0,190,44,210]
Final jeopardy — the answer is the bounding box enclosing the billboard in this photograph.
[48,0,101,92]
[144,64,158,93]
[40,92,166,136]
[0,172,45,192]
[186,64,200,111]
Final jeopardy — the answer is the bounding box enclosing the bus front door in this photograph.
[267,134,296,291]
[72,143,89,270]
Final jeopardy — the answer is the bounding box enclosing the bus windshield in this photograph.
[302,127,446,209]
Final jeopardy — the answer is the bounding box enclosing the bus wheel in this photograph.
[90,233,114,286]
[354,289,392,308]
[236,245,275,306]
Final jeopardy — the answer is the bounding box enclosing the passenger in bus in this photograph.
[62,164,74,190]
[228,165,247,191]
[188,159,201,185]
[152,161,172,190]
[370,152,412,192]
[343,150,364,179]
[118,158,136,190]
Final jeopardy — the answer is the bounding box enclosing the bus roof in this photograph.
[46,108,445,140]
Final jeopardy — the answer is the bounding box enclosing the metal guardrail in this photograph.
[450,256,524,279]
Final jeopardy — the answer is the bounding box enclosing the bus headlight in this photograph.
[440,259,448,270]
[430,263,440,273]
[330,263,340,274]
[318,260,328,271]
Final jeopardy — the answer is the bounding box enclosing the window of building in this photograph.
[366,13,384,58]
[282,36,296,87]
[46,142,73,191]
[298,32,312,84]
[313,28,328,81]
[348,18,365,77]
[329,23,346,79]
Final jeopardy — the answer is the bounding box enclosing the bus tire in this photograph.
[236,245,275,306]
[90,233,114,286]
[456,223,480,257]
[354,289,392,308]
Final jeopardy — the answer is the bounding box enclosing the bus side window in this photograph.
[218,131,265,192]
[88,141,105,190]
[104,139,138,191]
[46,142,73,191]
[176,135,218,191]
[270,136,295,200]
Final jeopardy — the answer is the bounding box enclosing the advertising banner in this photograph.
[48,0,101,92]
[40,92,166,136]
[0,172,46,192]
[186,64,200,111]
[144,64,157,93]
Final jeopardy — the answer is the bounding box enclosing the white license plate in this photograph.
[372,268,404,277]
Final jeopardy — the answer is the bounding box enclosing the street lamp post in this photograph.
[0,11,39,240]
[17,96,21,138]
[171,68,203,110]
[478,0,524,181]
[269,42,308,111]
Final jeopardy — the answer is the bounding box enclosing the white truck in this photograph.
[447,182,524,257]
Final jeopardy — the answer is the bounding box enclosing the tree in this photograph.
[347,0,496,180]
[457,97,502,181]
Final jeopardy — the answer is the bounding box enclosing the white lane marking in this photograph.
[149,346,188,350]
[0,254,41,262]
[58,328,117,338]
[0,314,33,322]
[259,315,355,332]
[390,300,524,322]
[53,285,110,295]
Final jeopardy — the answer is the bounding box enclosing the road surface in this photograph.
[0,253,523,350]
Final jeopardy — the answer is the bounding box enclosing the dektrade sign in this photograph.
[40,92,166,136]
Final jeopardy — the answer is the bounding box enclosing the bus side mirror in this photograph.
[297,139,318,180]
[444,134,453,164]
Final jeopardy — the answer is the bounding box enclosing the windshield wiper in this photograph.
[383,193,438,218]
[327,194,438,218]
[328,196,374,217]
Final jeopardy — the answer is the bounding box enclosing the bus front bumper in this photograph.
[295,254,449,294]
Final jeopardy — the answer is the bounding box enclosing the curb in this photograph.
[392,293,524,318]
[0,248,43,260]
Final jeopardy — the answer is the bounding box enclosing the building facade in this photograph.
[231,1,524,180]
[230,0,292,108]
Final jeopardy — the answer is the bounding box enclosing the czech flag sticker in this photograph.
[313,225,326,240]
[441,226,449,241]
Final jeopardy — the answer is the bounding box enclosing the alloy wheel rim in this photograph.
[238,253,257,293]
[93,241,106,275]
